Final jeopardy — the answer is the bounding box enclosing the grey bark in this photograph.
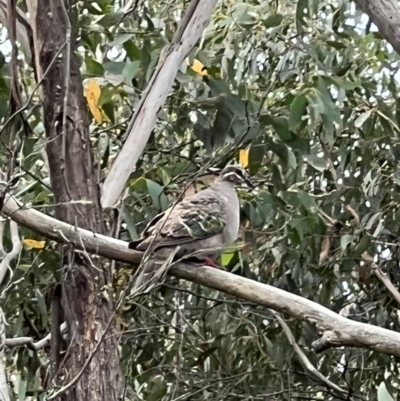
[26,1,122,400]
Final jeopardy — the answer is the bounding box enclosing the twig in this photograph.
[0,219,6,257]
[6,322,67,351]
[0,220,21,284]
[362,251,400,306]
[0,310,10,401]
[270,309,347,395]
[373,266,400,305]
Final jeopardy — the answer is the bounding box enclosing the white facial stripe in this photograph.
[223,172,243,180]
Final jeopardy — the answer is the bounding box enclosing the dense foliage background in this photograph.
[0,0,399,400]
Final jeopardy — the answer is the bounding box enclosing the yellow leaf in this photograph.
[187,58,208,76]
[84,79,103,124]
[239,148,249,167]
[23,239,46,249]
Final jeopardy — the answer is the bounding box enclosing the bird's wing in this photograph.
[131,193,227,251]
[128,207,170,249]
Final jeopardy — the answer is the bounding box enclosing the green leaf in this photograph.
[109,33,134,47]
[268,141,297,170]
[340,235,355,252]
[85,57,104,77]
[123,60,141,84]
[354,236,370,258]
[123,208,139,240]
[271,117,292,142]
[296,0,309,33]
[191,347,219,366]
[95,85,112,106]
[317,76,340,146]
[326,41,346,50]
[18,377,27,401]
[248,139,265,174]
[260,115,292,141]
[97,11,124,27]
[102,103,115,124]
[225,93,246,117]
[0,51,6,69]
[129,177,147,193]
[354,110,373,128]
[104,61,125,75]
[297,190,317,212]
[289,94,308,131]
[377,382,395,401]
[146,179,169,211]
[221,248,236,266]
[211,104,235,145]
[147,384,167,401]
[124,41,142,61]
[263,14,284,29]
[35,288,48,328]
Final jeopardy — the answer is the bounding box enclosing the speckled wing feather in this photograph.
[130,192,227,251]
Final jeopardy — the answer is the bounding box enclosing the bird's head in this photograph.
[218,165,254,189]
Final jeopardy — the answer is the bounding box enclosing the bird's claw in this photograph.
[202,257,224,270]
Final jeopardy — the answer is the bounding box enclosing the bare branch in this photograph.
[0,310,10,401]
[373,266,400,305]
[362,251,400,306]
[101,0,218,208]
[270,310,346,395]
[6,323,67,351]
[0,220,21,284]
[0,219,6,257]
[3,195,400,358]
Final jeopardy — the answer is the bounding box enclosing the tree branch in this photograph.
[5,323,67,351]
[0,220,21,283]
[373,265,400,305]
[101,0,218,208]
[0,217,20,401]
[0,311,9,401]
[3,195,400,358]
[270,310,346,395]
[353,0,400,55]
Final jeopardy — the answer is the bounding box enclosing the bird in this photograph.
[128,165,254,294]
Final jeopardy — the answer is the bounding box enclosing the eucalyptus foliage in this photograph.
[1,0,399,400]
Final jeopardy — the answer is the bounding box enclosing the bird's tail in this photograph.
[130,247,180,296]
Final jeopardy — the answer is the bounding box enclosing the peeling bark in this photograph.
[354,0,400,55]
[26,1,122,400]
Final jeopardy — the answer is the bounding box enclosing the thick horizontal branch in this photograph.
[3,196,400,357]
[2,196,142,264]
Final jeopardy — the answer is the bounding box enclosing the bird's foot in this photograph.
[202,257,224,270]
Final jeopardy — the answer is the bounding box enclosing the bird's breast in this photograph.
[222,191,240,245]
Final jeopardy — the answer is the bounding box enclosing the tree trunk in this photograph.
[27,1,122,399]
